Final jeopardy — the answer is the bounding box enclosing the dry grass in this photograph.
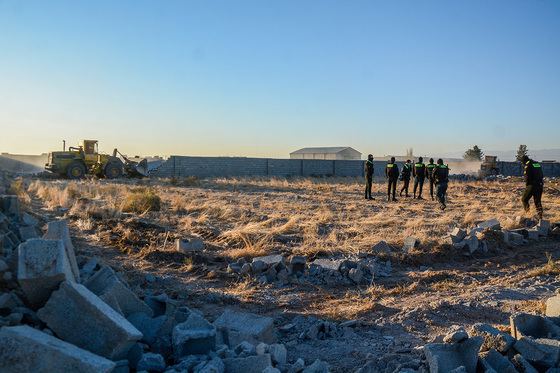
[529,252,560,277]
[17,176,560,263]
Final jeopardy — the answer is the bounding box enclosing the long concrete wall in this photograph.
[149,156,560,179]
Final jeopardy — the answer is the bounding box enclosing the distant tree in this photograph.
[516,145,529,162]
[463,145,484,161]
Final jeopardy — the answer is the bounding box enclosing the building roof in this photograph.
[290,147,360,155]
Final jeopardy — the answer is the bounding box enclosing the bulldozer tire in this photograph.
[66,162,86,179]
[104,163,123,179]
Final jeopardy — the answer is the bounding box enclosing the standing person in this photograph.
[521,155,544,220]
[433,159,449,210]
[399,160,412,197]
[364,154,375,200]
[385,157,399,202]
[412,156,426,199]
[426,158,436,201]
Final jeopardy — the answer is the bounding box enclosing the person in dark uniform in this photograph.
[521,155,544,220]
[364,154,374,200]
[426,158,436,201]
[399,160,412,197]
[433,159,449,210]
[385,157,399,201]
[412,156,426,199]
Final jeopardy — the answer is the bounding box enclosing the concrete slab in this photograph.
[223,354,272,373]
[372,240,391,254]
[509,232,524,245]
[176,237,204,252]
[213,310,276,347]
[253,254,285,267]
[483,348,517,373]
[423,337,483,373]
[511,354,538,373]
[0,325,116,373]
[37,281,142,360]
[403,236,420,252]
[477,219,501,230]
[464,236,479,254]
[19,225,39,241]
[513,337,560,368]
[18,238,75,308]
[42,219,79,282]
[85,265,153,318]
[313,259,343,272]
[510,313,560,340]
[21,213,39,227]
[2,195,19,215]
[451,228,467,241]
[172,312,216,358]
[469,323,515,353]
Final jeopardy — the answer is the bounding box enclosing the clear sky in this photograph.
[1,1,559,159]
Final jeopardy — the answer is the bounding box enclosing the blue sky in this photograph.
[1,1,559,159]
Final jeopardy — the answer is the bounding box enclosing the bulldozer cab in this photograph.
[484,155,497,164]
[78,140,99,164]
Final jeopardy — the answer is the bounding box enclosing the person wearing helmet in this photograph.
[426,158,436,201]
[433,158,449,210]
[412,156,426,200]
[385,157,399,201]
[521,155,544,220]
[364,154,375,200]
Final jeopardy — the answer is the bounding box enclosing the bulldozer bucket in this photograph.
[125,158,149,177]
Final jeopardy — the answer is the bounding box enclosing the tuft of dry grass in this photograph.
[121,188,161,213]
[529,252,560,277]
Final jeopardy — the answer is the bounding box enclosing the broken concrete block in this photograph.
[222,354,272,373]
[537,219,550,236]
[213,310,276,347]
[547,295,560,317]
[85,265,153,318]
[19,225,39,241]
[469,323,515,353]
[403,236,420,252]
[2,195,19,215]
[137,352,166,372]
[42,219,79,282]
[443,326,468,344]
[21,213,39,227]
[513,337,560,368]
[511,229,528,238]
[500,229,510,244]
[176,237,204,252]
[0,291,22,310]
[268,344,287,365]
[527,230,539,241]
[251,260,267,274]
[372,240,391,254]
[509,232,524,245]
[451,228,467,241]
[253,254,285,269]
[127,312,174,346]
[302,359,330,373]
[477,219,501,230]
[144,294,177,317]
[511,354,538,373]
[423,337,483,373]
[0,325,116,373]
[483,348,517,373]
[172,312,216,358]
[464,236,478,254]
[290,255,306,275]
[510,313,560,340]
[37,281,143,360]
[348,268,363,283]
[313,259,343,272]
[18,238,76,308]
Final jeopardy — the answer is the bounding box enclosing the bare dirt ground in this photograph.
[10,175,560,372]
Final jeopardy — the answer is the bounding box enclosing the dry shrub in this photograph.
[121,188,161,213]
[530,252,560,277]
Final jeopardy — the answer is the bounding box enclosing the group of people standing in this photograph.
[364,155,450,210]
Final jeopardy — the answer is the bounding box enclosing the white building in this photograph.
[290,147,362,160]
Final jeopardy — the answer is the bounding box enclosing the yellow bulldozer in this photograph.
[478,155,499,177]
[45,140,148,179]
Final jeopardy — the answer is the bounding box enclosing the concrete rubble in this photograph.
[0,193,334,373]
